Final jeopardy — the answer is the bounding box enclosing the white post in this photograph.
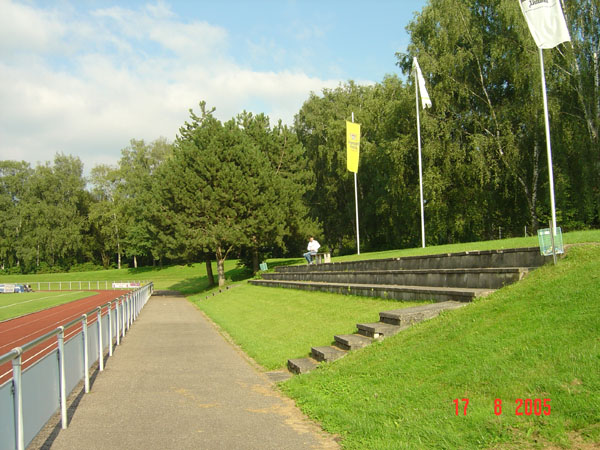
[82,315,89,393]
[539,47,558,239]
[352,112,360,255]
[97,309,103,372]
[12,349,24,450]
[57,328,68,429]
[107,302,113,357]
[415,69,426,248]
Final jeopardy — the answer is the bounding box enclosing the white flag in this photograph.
[519,0,570,49]
[413,57,432,109]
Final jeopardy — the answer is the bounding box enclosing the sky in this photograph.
[0,0,428,172]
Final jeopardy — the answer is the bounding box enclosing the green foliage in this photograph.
[156,103,316,284]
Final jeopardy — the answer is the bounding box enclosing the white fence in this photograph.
[0,283,153,450]
[13,280,149,291]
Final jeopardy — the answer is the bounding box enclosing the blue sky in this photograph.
[0,0,427,171]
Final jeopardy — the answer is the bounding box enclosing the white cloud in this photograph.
[0,0,342,173]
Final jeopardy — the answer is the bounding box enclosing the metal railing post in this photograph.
[107,302,113,357]
[57,327,68,429]
[97,308,103,372]
[127,295,131,330]
[121,299,126,338]
[12,348,24,450]
[116,299,121,345]
[82,314,89,393]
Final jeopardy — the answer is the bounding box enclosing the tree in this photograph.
[89,164,126,269]
[397,0,563,237]
[118,138,173,268]
[0,161,32,270]
[19,154,88,270]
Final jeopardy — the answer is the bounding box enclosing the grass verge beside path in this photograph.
[190,285,430,370]
[280,244,600,449]
[0,291,95,321]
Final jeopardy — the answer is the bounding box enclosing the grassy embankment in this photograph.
[275,244,600,449]
[188,230,600,449]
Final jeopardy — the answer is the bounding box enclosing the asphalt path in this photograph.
[47,294,339,450]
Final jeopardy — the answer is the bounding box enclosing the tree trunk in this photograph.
[117,241,121,270]
[205,256,215,287]
[133,255,138,269]
[252,246,259,274]
[216,246,226,287]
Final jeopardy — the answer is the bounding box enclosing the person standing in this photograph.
[303,237,320,264]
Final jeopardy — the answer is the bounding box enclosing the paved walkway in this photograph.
[43,295,339,450]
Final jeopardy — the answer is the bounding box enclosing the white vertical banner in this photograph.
[413,57,431,248]
[519,0,570,49]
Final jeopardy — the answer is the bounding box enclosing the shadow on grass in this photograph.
[266,258,304,269]
[168,266,253,296]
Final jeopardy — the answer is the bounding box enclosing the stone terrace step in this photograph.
[262,267,531,290]
[356,322,409,339]
[287,357,319,374]
[249,279,493,302]
[311,346,347,363]
[275,247,551,273]
[334,334,373,351]
[379,301,466,326]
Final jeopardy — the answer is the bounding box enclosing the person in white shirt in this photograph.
[303,237,320,264]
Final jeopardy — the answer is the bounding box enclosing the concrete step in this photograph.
[274,247,552,273]
[379,301,466,326]
[287,357,319,374]
[262,267,531,290]
[311,346,347,363]
[249,279,493,302]
[356,322,410,339]
[334,334,373,351]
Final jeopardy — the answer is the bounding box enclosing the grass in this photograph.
[0,260,249,295]
[0,291,95,321]
[190,285,429,370]
[279,244,600,449]
[325,229,600,263]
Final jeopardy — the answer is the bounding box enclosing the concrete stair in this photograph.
[259,248,553,375]
[250,247,551,303]
[287,301,466,375]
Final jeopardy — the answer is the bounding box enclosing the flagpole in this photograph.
[538,47,557,240]
[414,69,426,248]
[352,112,360,255]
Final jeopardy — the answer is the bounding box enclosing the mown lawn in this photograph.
[190,285,430,370]
[323,229,600,263]
[279,244,600,449]
[0,291,95,321]
[0,259,247,295]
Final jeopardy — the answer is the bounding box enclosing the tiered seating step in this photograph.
[250,279,493,302]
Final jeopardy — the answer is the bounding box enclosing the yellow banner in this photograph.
[346,121,361,173]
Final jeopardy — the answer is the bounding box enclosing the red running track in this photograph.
[0,290,130,386]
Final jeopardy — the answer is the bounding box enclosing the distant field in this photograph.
[0,291,95,321]
[0,259,247,294]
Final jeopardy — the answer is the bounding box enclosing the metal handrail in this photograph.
[0,299,120,365]
[0,283,153,450]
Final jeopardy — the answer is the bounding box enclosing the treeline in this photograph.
[1,0,598,282]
